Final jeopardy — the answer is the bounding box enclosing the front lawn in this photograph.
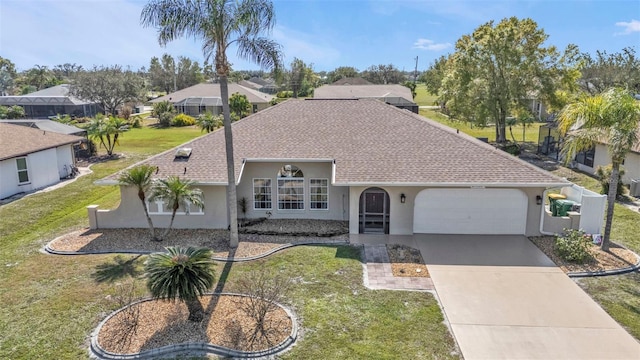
[0,124,458,359]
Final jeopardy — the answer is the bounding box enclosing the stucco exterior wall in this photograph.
[349,186,546,236]
[236,161,349,221]
[589,144,640,185]
[56,145,75,178]
[0,146,71,199]
[94,185,228,229]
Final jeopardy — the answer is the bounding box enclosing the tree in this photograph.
[402,81,417,99]
[71,65,145,115]
[196,111,223,132]
[578,47,640,95]
[326,66,359,83]
[440,17,565,143]
[52,63,83,82]
[24,65,57,90]
[0,57,17,96]
[361,64,404,84]
[176,56,205,89]
[87,115,129,156]
[149,176,204,239]
[0,105,25,119]
[419,55,448,96]
[145,246,215,322]
[152,100,176,127]
[558,88,640,251]
[285,57,316,98]
[141,0,283,248]
[229,92,251,118]
[119,165,158,241]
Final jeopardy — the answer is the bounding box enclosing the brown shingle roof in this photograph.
[150,83,274,104]
[104,99,567,187]
[0,123,84,161]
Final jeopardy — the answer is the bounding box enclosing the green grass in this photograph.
[549,166,640,340]
[414,83,438,106]
[420,108,544,143]
[0,124,458,359]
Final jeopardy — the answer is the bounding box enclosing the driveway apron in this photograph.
[414,234,640,360]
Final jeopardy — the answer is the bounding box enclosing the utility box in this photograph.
[631,179,640,197]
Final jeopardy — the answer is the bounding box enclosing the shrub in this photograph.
[555,229,592,263]
[276,90,293,99]
[130,115,143,128]
[595,165,626,198]
[152,101,176,128]
[171,113,196,127]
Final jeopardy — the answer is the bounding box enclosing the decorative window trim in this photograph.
[309,178,329,210]
[253,178,272,210]
[16,157,30,184]
[277,178,305,210]
[146,199,204,215]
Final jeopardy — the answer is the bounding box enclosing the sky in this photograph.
[0,0,639,73]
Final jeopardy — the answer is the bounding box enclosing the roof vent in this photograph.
[174,147,192,160]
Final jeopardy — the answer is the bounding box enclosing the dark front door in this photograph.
[359,188,390,234]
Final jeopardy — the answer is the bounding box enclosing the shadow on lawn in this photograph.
[93,254,144,283]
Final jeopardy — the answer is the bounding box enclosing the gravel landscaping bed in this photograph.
[97,294,292,355]
[240,219,349,237]
[529,236,639,273]
[386,244,429,278]
[48,220,349,259]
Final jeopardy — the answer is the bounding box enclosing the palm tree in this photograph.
[558,88,640,251]
[149,176,204,240]
[141,0,283,248]
[86,115,129,156]
[145,246,215,322]
[196,111,222,133]
[119,165,158,241]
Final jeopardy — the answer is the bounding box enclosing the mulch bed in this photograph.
[529,236,639,273]
[98,294,292,355]
[48,219,349,259]
[386,244,430,278]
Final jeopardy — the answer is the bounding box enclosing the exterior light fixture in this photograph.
[536,195,543,205]
[400,193,406,204]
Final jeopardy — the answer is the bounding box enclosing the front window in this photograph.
[575,147,595,167]
[16,157,29,183]
[310,178,328,210]
[253,178,272,209]
[277,165,304,210]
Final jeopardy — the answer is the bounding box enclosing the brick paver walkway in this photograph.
[362,244,434,291]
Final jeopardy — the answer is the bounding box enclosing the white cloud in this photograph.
[615,19,640,35]
[412,39,451,51]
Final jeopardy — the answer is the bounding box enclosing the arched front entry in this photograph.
[359,187,390,234]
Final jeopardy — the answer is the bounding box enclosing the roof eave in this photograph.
[331,181,571,188]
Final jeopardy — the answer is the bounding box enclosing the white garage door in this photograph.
[413,189,528,234]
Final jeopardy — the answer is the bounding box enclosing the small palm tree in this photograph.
[149,176,204,239]
[196,111,222,133]
[145,246,215,322]
[86,114,129,156]
[119,165,158,241]
[558,87,640,250]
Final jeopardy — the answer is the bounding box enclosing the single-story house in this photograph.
[0,123,84,199]
[239,78,278,94]
[0,84,102,119]
[331,77,373,85]
[0,119,86,136]
[571,127,640,193]
[150,83,275,116]
[313,84,418,113]
[88,99,604,237]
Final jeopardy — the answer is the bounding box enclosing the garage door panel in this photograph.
[414,189,527,234]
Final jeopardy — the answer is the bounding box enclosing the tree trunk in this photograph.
[219,75,240,248]
[162,209,177,240]
[139,192,157,241]
[186,298,205,322]
[601,163,620,251]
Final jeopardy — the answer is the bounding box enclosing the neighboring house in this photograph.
[0,123,83,199]
[90,99,587,237]
[239,78,278,94]
[572,127,640,188]
[0,119,86,136]
[150,83,275,116]
[0,84,102,119]
[313,84,418,113]
[331,77,372,85]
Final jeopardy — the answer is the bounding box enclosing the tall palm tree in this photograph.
[149,176,205,240]
[119,165,158,241]
[558,88,640,250]
[141,0,283,248]
[145,246,215,322]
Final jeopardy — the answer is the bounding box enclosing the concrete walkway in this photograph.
[414,234,640,360]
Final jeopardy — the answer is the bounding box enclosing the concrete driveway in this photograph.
[414,234,640,360]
